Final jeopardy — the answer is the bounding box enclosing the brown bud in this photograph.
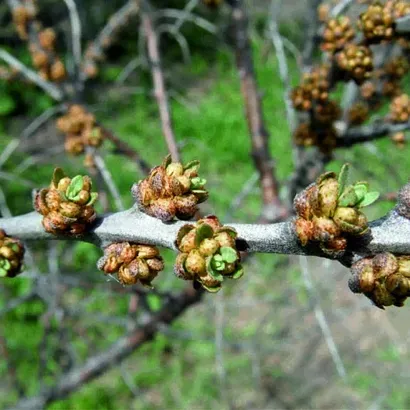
[199,238,220,256]
[214,231,236,248]
[38,28,56,51]
[185,250,206,276]
[136,245,159,259]
[59,202,82,218]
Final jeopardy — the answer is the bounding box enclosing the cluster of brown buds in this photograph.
[11,2,66,82]
[29,29,66,82]
[132,155,208,222]
[290,64,341,154]
[321,16,355,53]
[347,102,370,125]
[81,4,138,80]
[11,4,37,40]
[293,123,338,154]
[349,253,410,308]
[290,65,330,111]
[56,105,103,155]
[336,44,373,84]
[174,216,243,292]
[34,168,98,235]
[294,164,379,256]
[0,230,25,279]
[359,2,394,42]
[97,243,163,287]
[389,93,410,123]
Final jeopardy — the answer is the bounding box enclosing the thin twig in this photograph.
[81,0,140,82]
[142,6,180,162]
[100,125,151,175]
[10,285,204,409]
[0,49,63,100]
[229,0,286,222]
[93,153,125,211]
[299,256,347,380]
[62,0,82,78]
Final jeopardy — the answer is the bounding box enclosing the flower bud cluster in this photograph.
[11,3,66,82]
[132,155,208,222]
[293,123,337,155]
[29,28,66,82]
[389,93,410,123]
[34,168,98,235]
[294,164,379,256]
[349,253,410,308]
[359,2,394,42]
[290,64,341,154]
[174,216,243,292]
[0,230,25,279]
[12,4,36,40]
[321,16,355,53]
[291,65,331,112]
[56,105,103,155]
[336,44,374,84]
[98,242,163,287]
[347,102,369,125]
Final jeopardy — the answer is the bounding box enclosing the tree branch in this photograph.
[81,0,140,82]
[2,204,410,266]
[229,0,286,222]
[337,119,410,147]
[0,49,63,101]
[9,285,204,410]
[142,4,180,162]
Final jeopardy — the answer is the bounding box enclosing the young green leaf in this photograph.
[191,177,207,189]
[358,191,380,208]
[0,267,7,277]
[353,183,368,202]
[231,266,244,280]
[163,154,172,168]
[338,186,358,207]
[220,247,238,264]
[201,283,222,293]
[206,257,224,280]
[66,175,84,199]
[8,243,20,253]
[52,168,66,188]
[337,164,349,197]
[195,224,213,247]
[184,160,200,172]
[87,192,99,206]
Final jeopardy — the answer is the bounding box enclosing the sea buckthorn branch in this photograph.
[7,0,68,84]
[2,183,410,262]
[337,118,410,147]
[229,0,287,222]
[291,1,410,154]
[142,2,180,162]
[81,0,140,81]
[7,284,204,410]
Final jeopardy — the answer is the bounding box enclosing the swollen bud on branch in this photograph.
[174,215,243,293]
[97,242,164,287]
[132,155,209,222]
[336,44,373,84]
[33,168,98,235]
[0,230,25,278]
[321,16,355,53]
[349,253,410,308]
[294,164,379,256]
[359,2,394,42]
